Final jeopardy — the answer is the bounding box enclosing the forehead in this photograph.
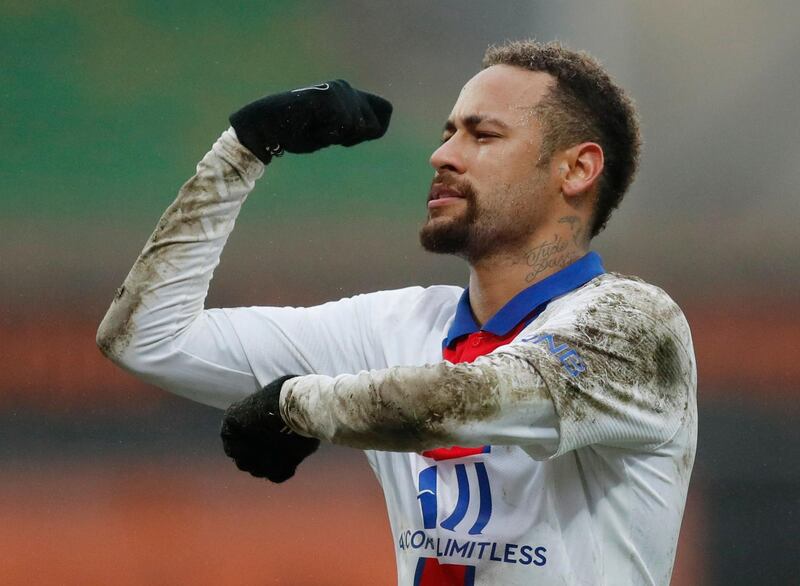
[450,64,555,125]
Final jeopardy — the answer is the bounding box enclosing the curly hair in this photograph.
[483,40,641,238]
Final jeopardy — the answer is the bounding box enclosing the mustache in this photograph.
[428,175,477,201]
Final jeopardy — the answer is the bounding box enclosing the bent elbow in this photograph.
[96,286,139,365]
[96,306,173,387]
[96,317,125,363]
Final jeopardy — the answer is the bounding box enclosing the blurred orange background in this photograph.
[3,1,799,584]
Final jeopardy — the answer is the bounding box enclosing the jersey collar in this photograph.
[444,251,606,348]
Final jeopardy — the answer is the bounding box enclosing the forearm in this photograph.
[279,352,559,453]
[96,129,264,400]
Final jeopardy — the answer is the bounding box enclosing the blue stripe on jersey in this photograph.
[440,464,470,531]
[467,462,492,535]
[417,465,438,529]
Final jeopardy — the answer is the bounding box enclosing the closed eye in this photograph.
[475,132,500,142]
[440,132,499,144]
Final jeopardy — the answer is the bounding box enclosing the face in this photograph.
[420,65,560,262]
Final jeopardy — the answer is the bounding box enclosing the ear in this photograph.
[559,142,604,198]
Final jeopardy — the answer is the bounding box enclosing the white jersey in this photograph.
[98,130,698,586]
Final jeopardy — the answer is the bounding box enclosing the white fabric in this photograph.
[99,130,698,586]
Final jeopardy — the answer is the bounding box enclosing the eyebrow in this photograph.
[443,114,510,134]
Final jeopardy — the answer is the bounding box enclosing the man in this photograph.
[98,40,696,586]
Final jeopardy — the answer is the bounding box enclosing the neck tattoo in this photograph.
[524,233,578,283]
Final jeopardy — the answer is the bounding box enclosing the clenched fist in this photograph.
[220,375,320,483]
[230,79,393,162]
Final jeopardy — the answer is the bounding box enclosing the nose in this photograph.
[429,136,466,174]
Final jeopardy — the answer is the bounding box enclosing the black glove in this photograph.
[220,375,320,483]
[229,79,393,163]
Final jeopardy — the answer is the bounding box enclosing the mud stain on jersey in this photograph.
[96,139,259,360]
[288,351,553,452]
[555,379,610,423]
[285,273,696,454]
[527,274,692,431]
[360,362,507,451]
[328,275,693,451]
[654,336,681,388]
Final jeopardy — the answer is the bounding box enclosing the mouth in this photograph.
[428,183,467,209]
[428,183,464,201]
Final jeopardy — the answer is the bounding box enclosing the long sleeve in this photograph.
[96,130,427,410]
[96,129,265,408]
[280,353,560,457]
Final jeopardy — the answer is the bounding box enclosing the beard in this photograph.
[418,179,478,258]
[419,176,539,263]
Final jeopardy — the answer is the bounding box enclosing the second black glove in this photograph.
[230,79,393,163]
[220,375,320,483]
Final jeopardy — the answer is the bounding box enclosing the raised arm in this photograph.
[97,81,392,410]
[96,129,265,408]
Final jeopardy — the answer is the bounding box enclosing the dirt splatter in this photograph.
[553,380,589,422]
[96,134,261,361]
[284,270,695,453]
[520,273,692,433]
[680,449,693,477]
[654,336,681,388]
[284,354,552,452]
[356,361,508,451]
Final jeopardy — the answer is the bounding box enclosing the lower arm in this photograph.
[280,353,555,452]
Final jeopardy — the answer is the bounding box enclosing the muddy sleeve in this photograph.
[96,128,267,408]
[279,356,561,458]
[278,284,694,459]
[97,128,374,410]
[493,291,695,457]
[96,128,410,410]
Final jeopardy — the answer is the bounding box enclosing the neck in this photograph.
[467,215,589,326]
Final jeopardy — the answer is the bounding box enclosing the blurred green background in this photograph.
[2,1,798,584]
